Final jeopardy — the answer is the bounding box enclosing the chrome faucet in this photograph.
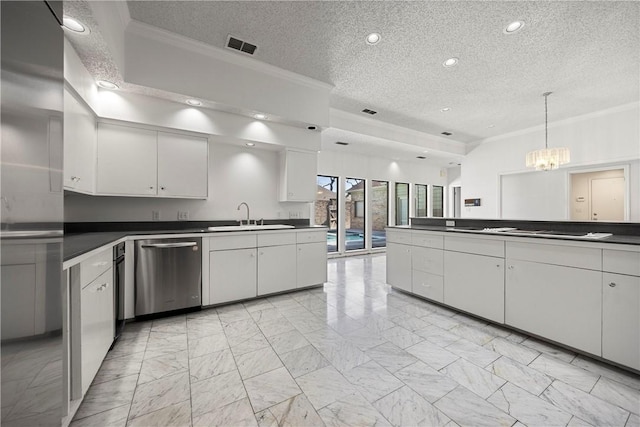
[237,202,250,225]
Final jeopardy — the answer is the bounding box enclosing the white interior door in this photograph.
[590,177,624,221]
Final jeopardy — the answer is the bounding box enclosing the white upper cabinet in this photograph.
[157,132,208,198]
[96,122,208,199]
[96,123,157,196]
[279,149,317,202]
[64,88,96,194]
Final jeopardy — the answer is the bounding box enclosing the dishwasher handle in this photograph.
[140,242,199,249]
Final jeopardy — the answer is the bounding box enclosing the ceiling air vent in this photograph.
[362,108,377,115]
[441,131,453,136]
[335,141,349,146]
[226,35,258,56]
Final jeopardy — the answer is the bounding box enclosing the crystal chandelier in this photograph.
[526,92,570,171]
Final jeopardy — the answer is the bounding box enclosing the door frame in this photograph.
[567,164,630,221]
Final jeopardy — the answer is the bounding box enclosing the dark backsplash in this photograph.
[411,218,640,236]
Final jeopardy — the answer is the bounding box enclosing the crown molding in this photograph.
[474,101,640,147]
[126,20,334,93]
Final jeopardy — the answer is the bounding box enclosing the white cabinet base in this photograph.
[602,273,640,371]
[505,259,601,356]
[209,249,257,305]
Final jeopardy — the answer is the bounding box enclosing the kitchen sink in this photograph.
[207,224,295,232]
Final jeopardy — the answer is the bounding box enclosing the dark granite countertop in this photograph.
[64,222,326,262]
[388,218,640,246]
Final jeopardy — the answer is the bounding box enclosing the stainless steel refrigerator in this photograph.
[1,1,64,426]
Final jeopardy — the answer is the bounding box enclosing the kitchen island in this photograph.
[386,218,640,372]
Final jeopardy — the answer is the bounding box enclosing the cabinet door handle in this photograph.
[149,186,154,190]
[508,265,514,270]
[609,282,616,288]
[160,186,166,190]
[96,283,108,292]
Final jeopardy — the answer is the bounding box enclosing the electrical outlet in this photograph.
[178,211,189,221]
[446,220,455,227]
[152,211,160,221]
[289,211,299,219]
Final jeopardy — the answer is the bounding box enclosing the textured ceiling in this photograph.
[126,0,640,143]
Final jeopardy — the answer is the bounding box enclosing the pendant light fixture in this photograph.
[526,92,570,171]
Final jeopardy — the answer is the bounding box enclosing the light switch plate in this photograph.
[152,211,160,221]
[178,211,189,220]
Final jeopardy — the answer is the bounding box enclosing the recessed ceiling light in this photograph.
[186,99,202,106]
[488,124,495,128]
[441,131,453,136]
[254,113,267,120]
[443,57,458,67]
[365,33,381,45]
[504,21,525,34]
[63,16,89,34]
[423,150,429,153]
[335,141,349,146]
[362,108,377,115]
[307,126,317,130]
[96,80,118,90]
[245,142,255,147]
[416,156,427,160]
[440,107,451,113]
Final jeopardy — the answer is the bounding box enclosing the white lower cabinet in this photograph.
[258,245,297,295]
[386,242,412,292]
[505,259,602,355]
[602,272,640,370]
[80,267,113,395]
[444,251,504,323]
[209,248,257,304]
[412,270,444,302]
[297,242,327,288]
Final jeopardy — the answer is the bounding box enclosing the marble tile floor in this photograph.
[71,254,640,427]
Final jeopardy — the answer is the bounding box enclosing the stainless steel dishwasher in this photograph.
[135,237,202,316]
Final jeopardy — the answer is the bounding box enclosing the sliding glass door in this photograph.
[395,182,409,225]
[345,178,365,251]
[371,180,388,248]
[316,175,339,252]
[433,185,444,217]
[415,184,428,217]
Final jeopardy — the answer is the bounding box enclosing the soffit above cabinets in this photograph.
[125,1,640,143]
[64,1,639,154]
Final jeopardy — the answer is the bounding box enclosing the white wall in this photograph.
[65,141,310,222]
[462,103,640,220]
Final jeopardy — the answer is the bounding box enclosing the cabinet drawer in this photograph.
[387,229,412,245]
[209,234,257,251]
[411,246,444,275]
[603,249,640,276]
[297,231,326,244]
[445,235,504,257]
[412,270,443,303]
[411,232,444,249]
[80,249,112,286]
[507,241,601,270]
[258,232,296,247]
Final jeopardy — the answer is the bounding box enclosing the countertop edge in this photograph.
[386,225,640,248]
[64,226,328,266]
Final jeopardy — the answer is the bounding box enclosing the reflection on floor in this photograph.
[72,254,640,427]
[1,335,63,427]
